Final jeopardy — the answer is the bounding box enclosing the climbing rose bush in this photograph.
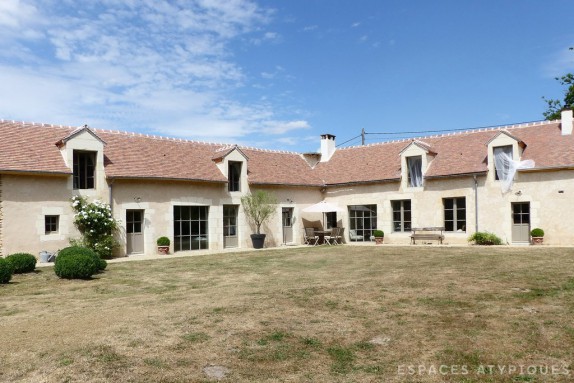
[71,196,118,259]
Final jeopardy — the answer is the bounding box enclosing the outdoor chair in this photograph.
[333,227,344,244]
[323,229,334,245]
[349,229,364,242]
[324,227,342,245]
[303,227,319,246]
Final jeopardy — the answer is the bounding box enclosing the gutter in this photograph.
[474,175,478,232]
[424,171,487,180]
[0,169,71,176]
[106,175,228,184]
[109,178,114,213]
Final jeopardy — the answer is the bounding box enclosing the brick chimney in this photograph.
[320,134,336,162]
[561,108,573,135]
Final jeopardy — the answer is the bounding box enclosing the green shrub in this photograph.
[530,228,544,237]
[54,252,98,280]
[468,232,503,246]
[372,230,384,237]
[5,253,37,274]
[157,236,170,246]
[58,246,106,271]
[55,254,97,279]
[0,258,14,284]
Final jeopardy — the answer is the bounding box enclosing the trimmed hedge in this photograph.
[58,246,106,272]
[372,230,384,237]
[530,228,545,237]
[6,253,37,274]
[0,258,14,284]
[54,246,107,279]
[468,231,503,246]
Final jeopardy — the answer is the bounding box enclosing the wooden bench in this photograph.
[410,227,445,244]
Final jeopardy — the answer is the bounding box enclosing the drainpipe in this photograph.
[108,178,114,213]
[473,175,478,232]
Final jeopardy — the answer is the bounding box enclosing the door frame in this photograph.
[126,209,145,255]
[511,202,531,244]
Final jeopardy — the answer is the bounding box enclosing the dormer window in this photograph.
[407,156,423,187]
[228,161,242,192]
[73,150,96,189]
[493,145,513,181]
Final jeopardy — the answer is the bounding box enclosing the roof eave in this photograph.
[324,178,401,187]
[0,169,71,176]
[424,171,487,180]
[107,175,228,183]
[249,181,325,188]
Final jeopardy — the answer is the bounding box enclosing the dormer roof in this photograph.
[55,125,107,148]
[399,140,437,155]
[211,145,249,163]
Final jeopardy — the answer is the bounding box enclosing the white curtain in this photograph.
[407,156,423,187]
[493,148,535,193]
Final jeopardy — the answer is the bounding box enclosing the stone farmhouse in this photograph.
[1,109,573,257]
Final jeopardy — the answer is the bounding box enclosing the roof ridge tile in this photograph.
[338,119,556,150]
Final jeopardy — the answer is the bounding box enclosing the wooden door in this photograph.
[512,202,530,243]
[126,210,144,254]
[282,208,294,244]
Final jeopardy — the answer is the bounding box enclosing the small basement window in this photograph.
[45,215,59,234]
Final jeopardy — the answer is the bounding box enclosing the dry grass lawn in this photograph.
[1,245,573,382]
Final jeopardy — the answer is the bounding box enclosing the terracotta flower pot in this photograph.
[157,246,170,254]
[375,237,384,245]
[531,237,544,245]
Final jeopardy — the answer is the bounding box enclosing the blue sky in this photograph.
[1,0,573,152]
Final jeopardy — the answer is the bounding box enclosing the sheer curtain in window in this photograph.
[407,156,423,187]
[493,147,534,193]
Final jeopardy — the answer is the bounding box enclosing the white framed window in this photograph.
[443,198,466,232]
[45,215,59,234]
[392,200,411,232]
[73,151,96,189]
[228,161,242,192]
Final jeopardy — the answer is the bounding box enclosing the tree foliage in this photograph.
[241,190,278,234]
[543,47,574,120]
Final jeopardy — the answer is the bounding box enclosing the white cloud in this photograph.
[0,0,38,28]
[302,25,318,32]
[544,47,574,77]
[0,0,311,148]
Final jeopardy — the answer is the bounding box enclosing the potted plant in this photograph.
[157,236,170,254]
[241,190,278,249]
[530,228,544,245]
[373,229,385,245]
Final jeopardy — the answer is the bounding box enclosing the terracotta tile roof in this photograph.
[98,131,227,182]
[0,120,72,174]
[240,148,324,186]
[2,118,574,186]
[315,120,574,184]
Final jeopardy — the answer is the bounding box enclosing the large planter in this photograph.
[157,246,170,255]
[250,234,267,249]
[531,237,544,245]
[374,237,384,245]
